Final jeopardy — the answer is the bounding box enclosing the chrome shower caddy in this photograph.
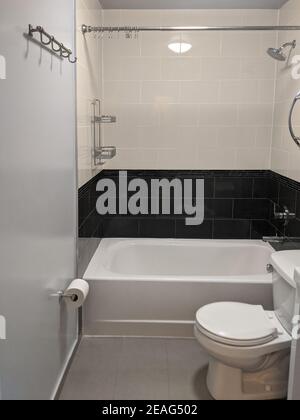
[92,99,117,166]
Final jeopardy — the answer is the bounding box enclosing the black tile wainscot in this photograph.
[78,170,300,242]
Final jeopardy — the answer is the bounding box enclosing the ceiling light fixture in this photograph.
[168,42,192,54]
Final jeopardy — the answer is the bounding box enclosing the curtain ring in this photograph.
[135,26,139,39]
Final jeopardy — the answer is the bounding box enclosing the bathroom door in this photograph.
[0,0,78,400]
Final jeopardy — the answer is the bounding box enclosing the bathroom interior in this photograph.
[2,0,300,401]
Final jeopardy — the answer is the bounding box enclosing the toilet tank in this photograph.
[271,251,300,335]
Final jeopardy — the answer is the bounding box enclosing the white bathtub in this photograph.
[83,239,274,338]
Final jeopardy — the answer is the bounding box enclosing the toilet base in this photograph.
[207,357,289,400]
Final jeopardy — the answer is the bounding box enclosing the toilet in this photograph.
[194,250,300,401]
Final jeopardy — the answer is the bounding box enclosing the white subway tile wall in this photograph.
[271,0,300,182]
[102,9,278,170]
[77,0,103,188]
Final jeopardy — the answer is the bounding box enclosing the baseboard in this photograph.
[84,320,195,338]
[51,337,81,401]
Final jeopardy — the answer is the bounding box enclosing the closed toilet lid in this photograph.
[196,303,278,347]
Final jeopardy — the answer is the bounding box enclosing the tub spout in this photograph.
[263,236,286,243]
[263,236,300,243]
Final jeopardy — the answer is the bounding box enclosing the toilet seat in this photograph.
[196,302,279,347]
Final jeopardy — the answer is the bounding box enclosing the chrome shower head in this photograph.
[267,47,287,61]
[267,40,296,61]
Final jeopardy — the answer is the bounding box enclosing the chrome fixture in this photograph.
[263,237,300,244]
[289,91,300,148]
[92,99,117,166]
[99,146,117,160]
[94,116,117,124]
[267,40,296,61]
[266,264,274,273]
[28,25,77,63]
[92,99,101,166]
[273,204,296,226]
[82,25,300,34]
[52,290,78,302]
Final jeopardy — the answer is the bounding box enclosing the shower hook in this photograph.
[125,27,131,39]
[134,26,139,39]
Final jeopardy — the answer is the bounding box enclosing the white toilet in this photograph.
[194,250,300,400]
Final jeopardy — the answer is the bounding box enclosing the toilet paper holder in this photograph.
[52,279,89,308]
[54,291,79,302]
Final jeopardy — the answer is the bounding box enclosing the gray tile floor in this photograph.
[59,337,212,400]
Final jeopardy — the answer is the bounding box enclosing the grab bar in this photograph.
[289,91,300,148]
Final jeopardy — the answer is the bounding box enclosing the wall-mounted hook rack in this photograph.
[28,25,77,64]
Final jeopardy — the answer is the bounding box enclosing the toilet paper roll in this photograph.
[64,279,89,309]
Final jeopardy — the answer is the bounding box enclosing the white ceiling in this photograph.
[100,0,289,9]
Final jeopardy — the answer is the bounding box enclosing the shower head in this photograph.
[267,47,287,61]
[267,40,297,61]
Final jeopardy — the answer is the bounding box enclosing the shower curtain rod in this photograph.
[82,25,300,33]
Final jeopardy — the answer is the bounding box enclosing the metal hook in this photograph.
[28,24,77,64]
[134,27,139,39]
[28,24,34,37]
[59,44,66,57]
[51,36,62,53]
[39,28,52,46]
[61,47,71,58]
[68,54,77,64]
[125,27,131,39]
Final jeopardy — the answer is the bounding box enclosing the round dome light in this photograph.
[168,42,192,54]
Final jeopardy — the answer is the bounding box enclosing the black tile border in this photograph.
[78,169,300,241]
[270,171,300,191]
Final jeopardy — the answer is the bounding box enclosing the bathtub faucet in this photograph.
[273,205,296,227]
[263,236,300,244]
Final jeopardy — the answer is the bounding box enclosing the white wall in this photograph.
[102,9,278,170]
[77,0,103,188]
[271,0,300,182]
[0,0,77,400]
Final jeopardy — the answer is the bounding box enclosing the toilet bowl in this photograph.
[194,250,300,401]
[194,302,291,400]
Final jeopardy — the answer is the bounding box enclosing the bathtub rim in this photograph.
[83,238,274,283]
